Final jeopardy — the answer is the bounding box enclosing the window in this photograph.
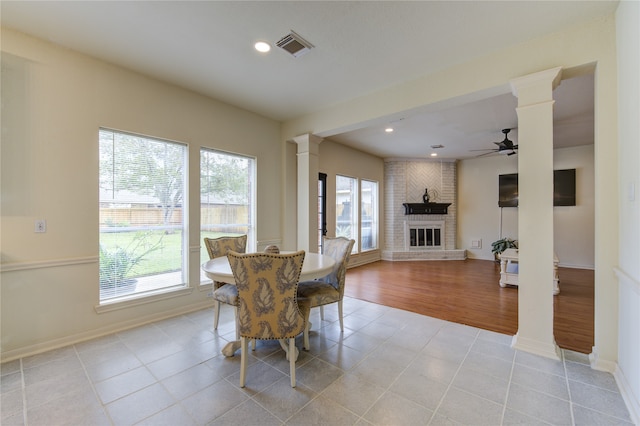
[334,176,378,254]
[361,179,378,251]
[99,129,187,302]
[336,175,358,252]
[200,148,256,281]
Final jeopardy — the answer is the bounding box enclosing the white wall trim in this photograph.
[614,364,640,426]
[95,287,194,313]
[589,346,618,373]
[0,256,97,272]
[615,267,640,294]
[511,333,562,360]
[1,299,215,363]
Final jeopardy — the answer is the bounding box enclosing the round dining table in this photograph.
[202,251,335,284]
[201,251,336,357]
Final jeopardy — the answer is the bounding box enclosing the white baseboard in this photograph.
[511,333,562,360]
[1,299,215,363]
[614,364,640,425]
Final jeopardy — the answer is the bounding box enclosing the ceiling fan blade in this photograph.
[474,151,498,158]
[469,148,498,152]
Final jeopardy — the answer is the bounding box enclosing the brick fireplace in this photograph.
[382,159,466,261]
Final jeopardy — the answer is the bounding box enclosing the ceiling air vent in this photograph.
[276,31,314,58]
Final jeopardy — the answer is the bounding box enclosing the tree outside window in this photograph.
[99,129,187,301]
[200,148,255,281]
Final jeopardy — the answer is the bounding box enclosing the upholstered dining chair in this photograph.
[297,236,355,350]
[203,235,247,333]
[227,250,309,388]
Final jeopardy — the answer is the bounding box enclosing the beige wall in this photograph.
[0,28,283,359]
[458,144,595,268]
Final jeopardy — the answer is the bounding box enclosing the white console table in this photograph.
[499,248,560,295]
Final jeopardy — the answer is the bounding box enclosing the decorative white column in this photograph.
[292,134,322,253]
[510,67,562,360]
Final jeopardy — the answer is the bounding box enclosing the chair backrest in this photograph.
[204,235,247,259]
[227,250,307,340]
[322,236,356,296]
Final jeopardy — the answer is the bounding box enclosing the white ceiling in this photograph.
[1,1,614,159]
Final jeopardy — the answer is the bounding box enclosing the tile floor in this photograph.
[0,297,633,425]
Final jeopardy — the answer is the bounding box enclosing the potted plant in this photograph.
[99,231,163,298]
[491,237,518,262]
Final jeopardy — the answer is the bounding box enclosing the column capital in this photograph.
[510,67,562,105]
[292,133,323,155]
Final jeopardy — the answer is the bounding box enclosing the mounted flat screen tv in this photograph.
[498,169,576,207]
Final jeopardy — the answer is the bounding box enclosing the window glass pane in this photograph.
[99,129,187,301]
[318,173,327,252]
[200,148,255,281]
[336,175,358,252]
[361,179,378,251]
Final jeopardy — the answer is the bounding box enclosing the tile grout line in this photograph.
[73,343,115,425]
[425,326,480,425]
[20,358,27,426]
[499,344,518,425]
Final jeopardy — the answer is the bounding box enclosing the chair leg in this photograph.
[319,305,324,320]
[234,306,240,340]
[338,300,344,332]
[303,322,310,351]
[240,337,248,388]
[213,300,221,329]
[289,338,297,387]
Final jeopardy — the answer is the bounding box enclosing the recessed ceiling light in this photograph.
[430,152,438,157]
[254,41,271,53]
[385,128,394,133]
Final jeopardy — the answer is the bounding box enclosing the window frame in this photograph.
[199,147,257,283]
[360,178,379,252]
[98,128,188,304]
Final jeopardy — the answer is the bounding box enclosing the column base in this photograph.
[511,332,561,360]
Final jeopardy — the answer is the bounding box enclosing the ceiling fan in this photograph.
[471,129,518,157]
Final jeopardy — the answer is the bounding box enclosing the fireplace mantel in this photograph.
[403,203,451,215]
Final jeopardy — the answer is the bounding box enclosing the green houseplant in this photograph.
[99,231,163,297]
[491,237,518,262]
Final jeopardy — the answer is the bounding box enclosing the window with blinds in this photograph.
[200,148,256,282]
[361,179,378,251]
[98,129,187,301]
[336,175,359,253]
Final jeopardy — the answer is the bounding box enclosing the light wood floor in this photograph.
[344,259,594,354]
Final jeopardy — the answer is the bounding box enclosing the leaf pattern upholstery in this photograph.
[204,235,248,332]
[228,250,309,340]
[297,237,355,308]
[204,235,247,291]
[204,235,247,305]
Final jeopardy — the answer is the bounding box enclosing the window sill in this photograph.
[95,286,193,314]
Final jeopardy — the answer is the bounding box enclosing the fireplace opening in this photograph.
[405,220,444,250]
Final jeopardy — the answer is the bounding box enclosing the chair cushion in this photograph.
[297,280,340,307]
[212,283,239,305]
[296,297,311,322]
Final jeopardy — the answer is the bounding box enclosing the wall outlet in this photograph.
[35,220,46,233]
[471,239,481,249]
